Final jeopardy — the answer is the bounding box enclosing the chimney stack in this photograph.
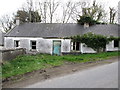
[16,17,20,25]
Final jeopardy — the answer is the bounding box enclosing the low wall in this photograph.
[0,48,26,62]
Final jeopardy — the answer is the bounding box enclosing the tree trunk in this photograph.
[96,48,100,53]
[103,46,106,52]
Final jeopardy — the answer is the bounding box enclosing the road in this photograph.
[25,61,118,88]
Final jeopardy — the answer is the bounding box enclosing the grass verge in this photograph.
[2,51,119,79]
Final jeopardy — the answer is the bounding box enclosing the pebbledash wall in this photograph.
[4,37,119,54]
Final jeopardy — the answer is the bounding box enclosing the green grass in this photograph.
[2,51,119,79]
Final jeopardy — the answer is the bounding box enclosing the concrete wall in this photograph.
[4,37,71,55]
[0,48,25,61]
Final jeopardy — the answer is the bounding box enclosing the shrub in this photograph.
[71,33,114,53]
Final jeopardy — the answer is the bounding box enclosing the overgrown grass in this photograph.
[2,51,119,79]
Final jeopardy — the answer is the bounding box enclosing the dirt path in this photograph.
[2,56,118,88]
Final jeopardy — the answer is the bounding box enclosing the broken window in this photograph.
[14,40,20,47]
[114,40,119,47]
[31,41,36,50]
[72,42,80,51]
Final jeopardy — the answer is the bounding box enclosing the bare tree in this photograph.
[27,0,34,22]
[0,14,15,32]
[62,1,72,23]
[38,1,48,23]
[62,1,74,23]
[61,1,83,23]
[47,0,60,23]
[37,0,83,23]
[109,7,116,23]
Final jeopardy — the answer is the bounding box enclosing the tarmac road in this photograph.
[25,60,118,88]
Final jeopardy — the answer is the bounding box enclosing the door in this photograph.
[53,40,61,55]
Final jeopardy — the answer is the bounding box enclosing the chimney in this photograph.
[16,17,20,25]
[84,23,89,28]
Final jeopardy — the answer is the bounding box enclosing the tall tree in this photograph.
[81,0,106,22]
[15,10,29,23]
[47,0,60,23]
[17,0,41,23]
[15,10,41,23]
[109,7,116,24]
[62,1,75,23]
[38,1,48,23]
[61,1,80,23]
[30,11,41,22]
[61,1,85,23]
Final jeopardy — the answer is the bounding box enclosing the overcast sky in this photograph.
[0,0,119,18]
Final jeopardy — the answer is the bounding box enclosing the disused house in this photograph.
[4,19,119,55]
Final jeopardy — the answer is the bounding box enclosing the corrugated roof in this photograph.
[5,23,119,37]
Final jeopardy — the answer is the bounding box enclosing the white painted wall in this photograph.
[80,43,96,53]
[81,40,119,53]
[4,37,119,54]
[106,40,120,51]
[4,37,71,55]
[61,39,71,52]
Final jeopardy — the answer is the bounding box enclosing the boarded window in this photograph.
[73,42,80,51]
[114,40,119,47]
[31,41,36,49]
[14,40,20,47]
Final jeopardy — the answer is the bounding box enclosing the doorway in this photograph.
[53,40,61,55]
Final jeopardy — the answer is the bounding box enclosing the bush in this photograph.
[71,33,111,53]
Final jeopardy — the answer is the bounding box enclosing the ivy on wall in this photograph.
[67,33,119,53]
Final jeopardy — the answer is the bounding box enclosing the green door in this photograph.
[53,40,61,55]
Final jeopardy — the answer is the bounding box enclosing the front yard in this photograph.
[2,51,119,79]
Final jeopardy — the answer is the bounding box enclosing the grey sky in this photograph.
[0,0,119,18]
[0,0,119,31]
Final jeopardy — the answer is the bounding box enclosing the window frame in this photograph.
[71,41,80,51]
[14,40,20,48]
[31,40,37,50]
[114,40,119,48]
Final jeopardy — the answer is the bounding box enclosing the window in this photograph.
[14,40,20,47]
[73,42,80,51]
[31,41,36,50]
[114,40,119,47]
